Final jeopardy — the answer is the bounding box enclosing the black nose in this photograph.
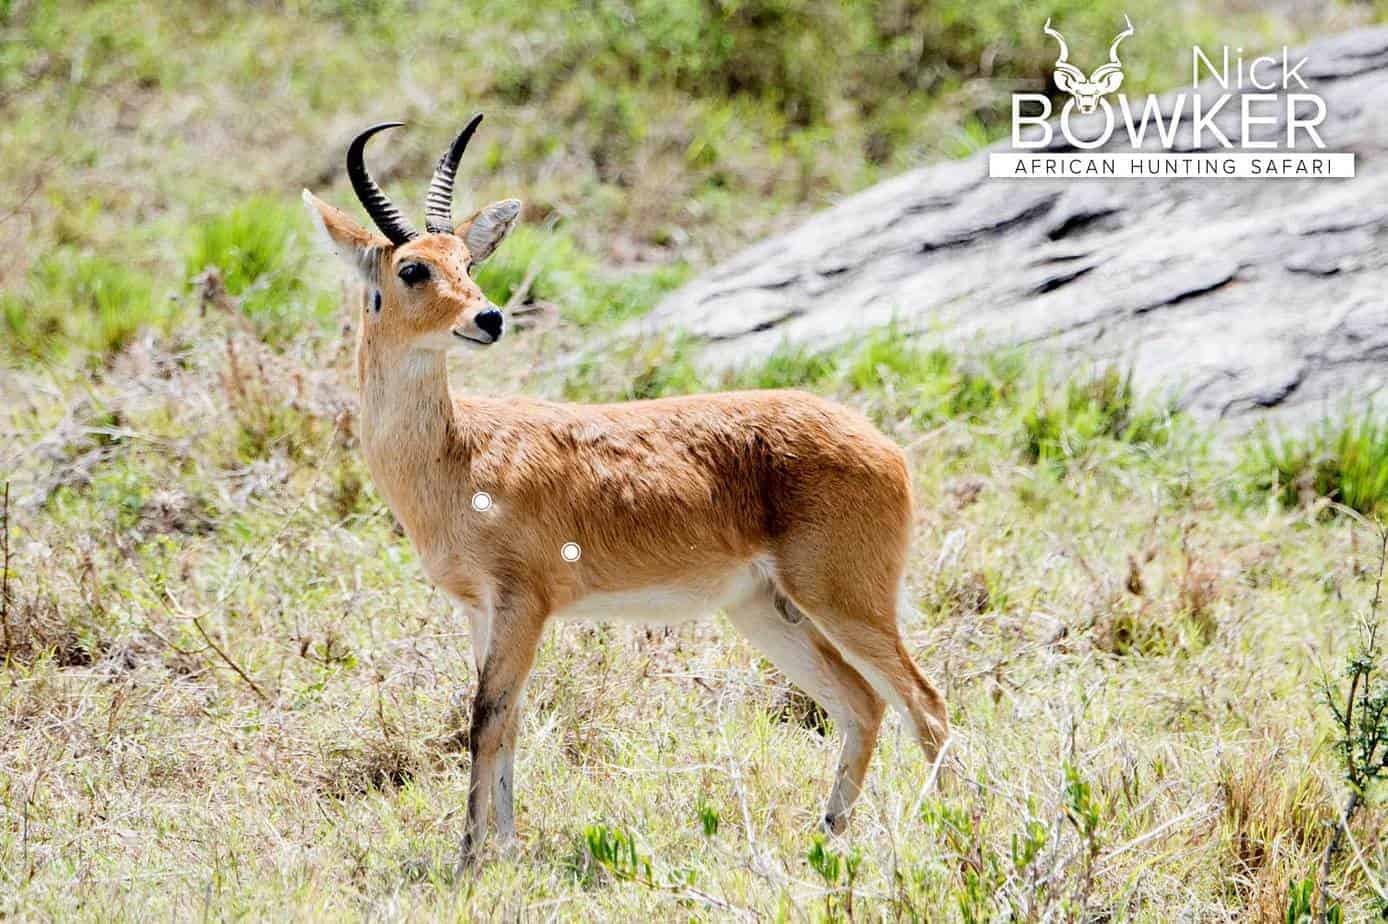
[475,308,504,341]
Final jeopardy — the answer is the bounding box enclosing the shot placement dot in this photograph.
[471,491,492,512]
[561,542,582,562]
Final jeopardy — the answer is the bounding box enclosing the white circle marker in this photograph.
[561,542,582,562]
[471,492,492,512]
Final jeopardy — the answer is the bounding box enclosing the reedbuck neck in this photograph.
[356,324,454,455]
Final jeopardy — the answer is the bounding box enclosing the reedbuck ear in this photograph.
[302,189,384,282]
[459,199,521,265]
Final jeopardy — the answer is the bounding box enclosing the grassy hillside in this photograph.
[0,0,1360,361]
[3,0,1388,920]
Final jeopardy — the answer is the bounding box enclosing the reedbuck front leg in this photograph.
[460,592,546,865]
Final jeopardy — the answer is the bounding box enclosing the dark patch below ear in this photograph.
[359,245,383,286]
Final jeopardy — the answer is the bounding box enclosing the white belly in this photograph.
[552,561,769,625]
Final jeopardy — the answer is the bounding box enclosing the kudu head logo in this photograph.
[1043,16,1134,114]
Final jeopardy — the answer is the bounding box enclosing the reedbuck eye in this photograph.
[398,262,430,286]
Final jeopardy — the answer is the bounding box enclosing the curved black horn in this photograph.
[424,113,484,235]
[346,122,418,245]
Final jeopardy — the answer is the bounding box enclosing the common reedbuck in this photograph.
[303,117,950,863]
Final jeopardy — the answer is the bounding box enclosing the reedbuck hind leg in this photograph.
[799,598,950,766]
[725,587,885,834]
[777,493,949,765]
[775,543,950,766]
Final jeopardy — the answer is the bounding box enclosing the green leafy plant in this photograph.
[1287,874,1342,924]
[696,801,719,838]
[807,833,862,920]
[1059,760,1104,915]
[1313,523,1388,920]
[580,822,735,911]
[921,800,1001,924]
[585,823,653,883]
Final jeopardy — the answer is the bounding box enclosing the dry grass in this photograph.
[2,314,1384,919]
[2,0,1385,918]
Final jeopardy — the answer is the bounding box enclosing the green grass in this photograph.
[3,321,1382,919]
[1,249,165,360]
[474,225,690,327]
[1,0,1384,919]
[1016,366,1174,467]
[1243,412,1388,517]
[562,332,707,401]
[0,0,1344,364]
[838,328,1029,426]
[568,328,1179,477]
[186,197,336,343]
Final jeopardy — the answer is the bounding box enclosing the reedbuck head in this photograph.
[302,116,519,352]
[1043,16,1134,114]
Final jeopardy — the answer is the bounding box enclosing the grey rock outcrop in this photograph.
[646,27,1388,425]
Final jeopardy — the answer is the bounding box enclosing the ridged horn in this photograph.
[346,122,418,246]
[424,113,484,235]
